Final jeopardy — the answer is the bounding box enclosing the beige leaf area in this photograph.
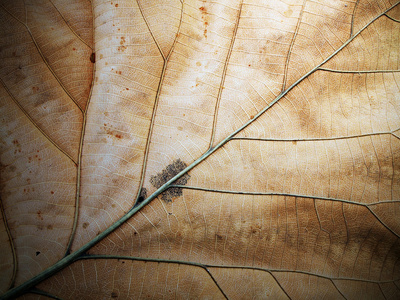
[1,0,400,299]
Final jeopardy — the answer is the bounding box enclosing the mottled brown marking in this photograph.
[150,159,190,202]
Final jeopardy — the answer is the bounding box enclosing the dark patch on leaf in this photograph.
[134,188,147,208]
[35,251,40,256]
[150,159,190,202]
[90,52,95,63]
[111,291,118,298]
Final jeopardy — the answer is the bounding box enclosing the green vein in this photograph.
[170,185,400,239]
[29,288,63,300]
[209,0,243,149]
[2,2,399,299]
[385,13,400,23]
[319,67,400,73]
[0,78,77,165]
[230,131,397,142]
[170,185,400,207]
[0,196,16,291]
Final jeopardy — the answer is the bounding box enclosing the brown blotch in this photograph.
[150,159,190,203]
[115,3,118,7]
[83,222,89,229]
[47,224,53,230]
[50,191,54,194]
[111,291,118,298]
[90,52,96,63]
[37,210,43,221]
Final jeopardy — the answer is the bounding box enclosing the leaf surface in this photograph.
[1,0,400,299]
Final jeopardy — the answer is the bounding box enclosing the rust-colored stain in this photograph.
[103,123,123,139]
[37,210,43,221]
[199,4,209,38]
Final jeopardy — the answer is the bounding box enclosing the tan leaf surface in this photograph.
[1,0,400,299]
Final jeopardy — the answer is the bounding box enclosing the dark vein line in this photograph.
[64,46,96,256]
[3,2,400,299]
[367,206,400,239]
[330,279,348,300]
[209,1,243,149]
[204,267,229,300]
[29,288,63,300]
[136,0,165,60]
[0,4,84,113]
[133,0,184,208]
[48,0,93,49]
[282,0,306,92]
[319,67,400,73]
[0,196,16,290]
[0,78,77,165]
[170,185,400,206]
[267,271,292,300]
[350,0,360,37]
[231,131,396,142]
[385,13,400,23]
[379,283,388,300]
[174,185,400,239]
[78,255,400,284]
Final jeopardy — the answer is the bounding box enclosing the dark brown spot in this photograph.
[111,291,118,298]
[150,159,190,202]
[83,222,89,229]
[37,210,43,221]
[47,224,53,230]
[115,3,118,7]
[50,191,54,194]
[36,251,41,256]
[90,52,96,63]
[134,188,147,207]
[216,234,223,240]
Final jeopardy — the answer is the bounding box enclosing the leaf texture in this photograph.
[1,0,400,299]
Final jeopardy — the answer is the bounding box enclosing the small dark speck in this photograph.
[90,52,96,63]
[36,251,40,256]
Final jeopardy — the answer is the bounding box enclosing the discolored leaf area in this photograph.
[1,0,400,299]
